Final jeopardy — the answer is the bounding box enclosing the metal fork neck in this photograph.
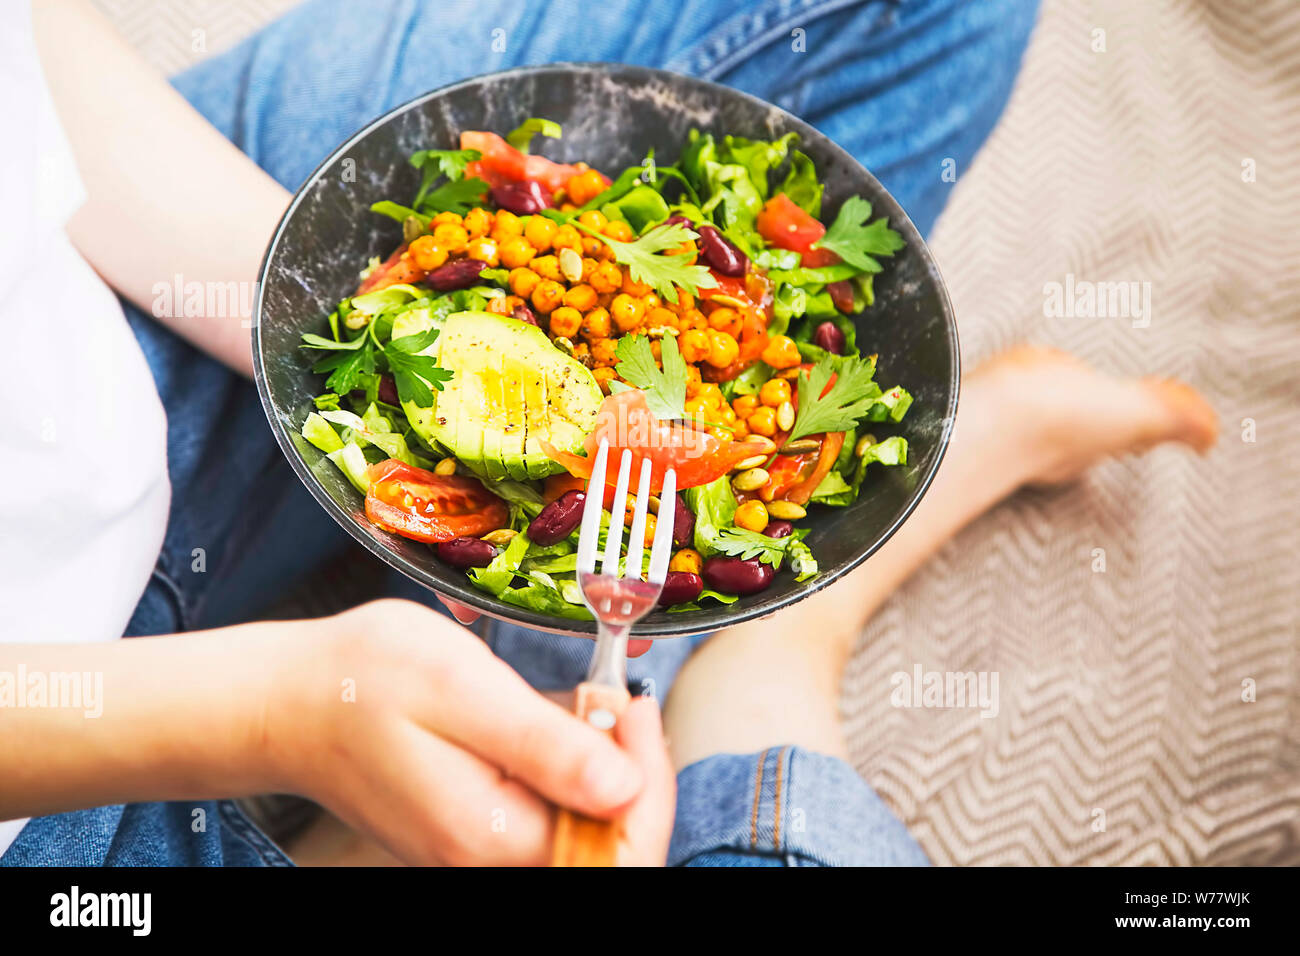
[586,622,630,687]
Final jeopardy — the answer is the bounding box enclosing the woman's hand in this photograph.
[270,599,674,865]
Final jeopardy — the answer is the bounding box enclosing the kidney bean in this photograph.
[662,215,693,228]
[827,281,855,315]
[527,489,585,546]
[377,374,399,406]
[658,571,704,607]
[702,555,775,595]
[812,321,846,355]
[511,303,538,326]
[436,536,500,569]
[671,494,695,547]
[696,224,748,277]
[427,258,488,291]
[491,180,553,215]
[763,520,794,539]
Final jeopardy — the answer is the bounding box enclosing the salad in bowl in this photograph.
[295,116,914,622]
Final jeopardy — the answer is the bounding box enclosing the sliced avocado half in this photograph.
[392,309,601,481]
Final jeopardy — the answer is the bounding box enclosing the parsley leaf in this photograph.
[572,221,717,303]
[418,177,489,216]
[611,334,688,420]
[813,196,905,273]
[410,148,480,208]
[310,340,379,398]
[711,527,789,568]
[382,328,453,408]
[505,118,561,154]
[788,353,885,442]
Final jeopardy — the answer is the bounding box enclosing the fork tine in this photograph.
[624,459,653,581]
[647,468,676,584]
[601,449,633,576]
[575,439,609,575]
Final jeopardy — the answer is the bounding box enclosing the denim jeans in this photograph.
[2,0,1038,866]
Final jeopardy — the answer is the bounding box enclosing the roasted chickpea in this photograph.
[673,289,695,313]
[732,394,760,418]
[430,211,462,227]
[697,382,724,408]
[580,306,612,340]
[680,308,708,331]
[707,306,743,338]
[760,334,802,369]
[552,224,582,252]
[645,306,677,331]
[530,279,566,314]
[524,216,558,252]
[485,295,512,315]
[577,210,608,232]
[565,169,607,206]
[733,500,769,534]
[610,293,647,332]
[581,235,605,258]
[591,338,620,367]
[622,273,653,297]
[432,223,469,253]
[580,257,600,281]
[491,209,523,239]
[747,406,777,437]
[705,330,740,368]
[409,235,448,272]
[591,365,617,393]
[669,548,703,575]
[679,328,710,363]
[531,255,562,282]
[603,219,634,242]
[498,237,537,269]
[759,378,793,408]
[466,237,499,267]
[463,207,493,239]
[590,261,624,294]
[548,306,582,338]
[563,284,599,312]
[508,267,541,298]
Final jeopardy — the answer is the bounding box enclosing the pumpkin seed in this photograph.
[731,467,770,491]
[780,438,821,455]
[482,528,518,546]
[854,433,879,457]
[708,294,748,309]
[434,458,457,476]
[558,247,584,283]
[552,336,575,356]
[403,216,426,244]
[766,500,807,520]
[747,436,777,455]
[776,400,795,431]
[344,310,372,331]
[733,454,769,471]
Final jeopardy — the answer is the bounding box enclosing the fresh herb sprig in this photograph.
[812,196,905,273]
[787,353,884,442]
[301,324,451,408]
[564,219,717,303]
[610,334,689,421]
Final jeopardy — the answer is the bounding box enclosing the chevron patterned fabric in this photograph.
[97,0,1299,865]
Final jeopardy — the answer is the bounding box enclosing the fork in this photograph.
[550,438,676,867]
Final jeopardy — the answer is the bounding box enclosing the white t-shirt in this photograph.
[0,5,171,857]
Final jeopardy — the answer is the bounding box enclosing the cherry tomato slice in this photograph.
[541,390,769,491]
[364,459,509,544]
[762,431,846,504]
[460,131,584,196]
[756,193,839,268]
[356,243,425,295]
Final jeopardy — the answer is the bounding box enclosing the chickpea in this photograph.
[669,548,703,575]
[577,210,608,232]
[463,207,493,239]
[565,169,607,206]
[646,306,677,331]
[747,406,777,437]
[548,306,583,338]
[559,202,578,213]
[531,255,562,282]
[610,293,647,332]
[733,394,759,419]
[491,209,523,238]
[580,306,612,340]
[591,338,620,367]
[564,284,598,312]
[622,273,652,297]
[760,334,802,369]
[679,328,710,363]
[705,330,740,368]
[697,382,724,408]
[707,306,743,338]
[498,237,537,269]
[552,224,582,252]
[581,235,605,258]
[508,267,541,299]
[530,279,566,314]
[430,211,462,227]
[685,364,702,385]
[603,220,634,242]
[485,295,511,315]
[409,235,448,272]
[524,216,558,252]
[674,289,695,313]
[733,500,770,534]
[680,308,708,331]
[591,365,617,393]
[759,378,793,408]
[581,257,600,281]
[466,236,499,267]
[432,222,469,253]
[590,261,624,294]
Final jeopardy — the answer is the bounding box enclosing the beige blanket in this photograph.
[101,0,1300,865]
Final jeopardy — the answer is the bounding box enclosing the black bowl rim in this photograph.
[253,61,960,638]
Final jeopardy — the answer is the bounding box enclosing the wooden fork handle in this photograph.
[551,681,632,867]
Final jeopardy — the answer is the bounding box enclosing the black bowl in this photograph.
[253,63,958,638]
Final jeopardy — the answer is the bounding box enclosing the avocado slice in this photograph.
[394,310,601,481]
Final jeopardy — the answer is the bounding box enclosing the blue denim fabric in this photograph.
[3,0,1037,866]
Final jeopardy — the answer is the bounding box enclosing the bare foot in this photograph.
[967,345,1218,486]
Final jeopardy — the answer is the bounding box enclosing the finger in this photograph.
[616,698,676,867]
[437,596,480,626]
[420,647,644,818]
[628,638,654,658]
[1138,378,1218,453]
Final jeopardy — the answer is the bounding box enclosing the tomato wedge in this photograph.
[356,244,424,295]
[761,431,845,504]
[541,390,769,491]
[364,459,508,544]
[460,131,584,196]
[756,193,839,268]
